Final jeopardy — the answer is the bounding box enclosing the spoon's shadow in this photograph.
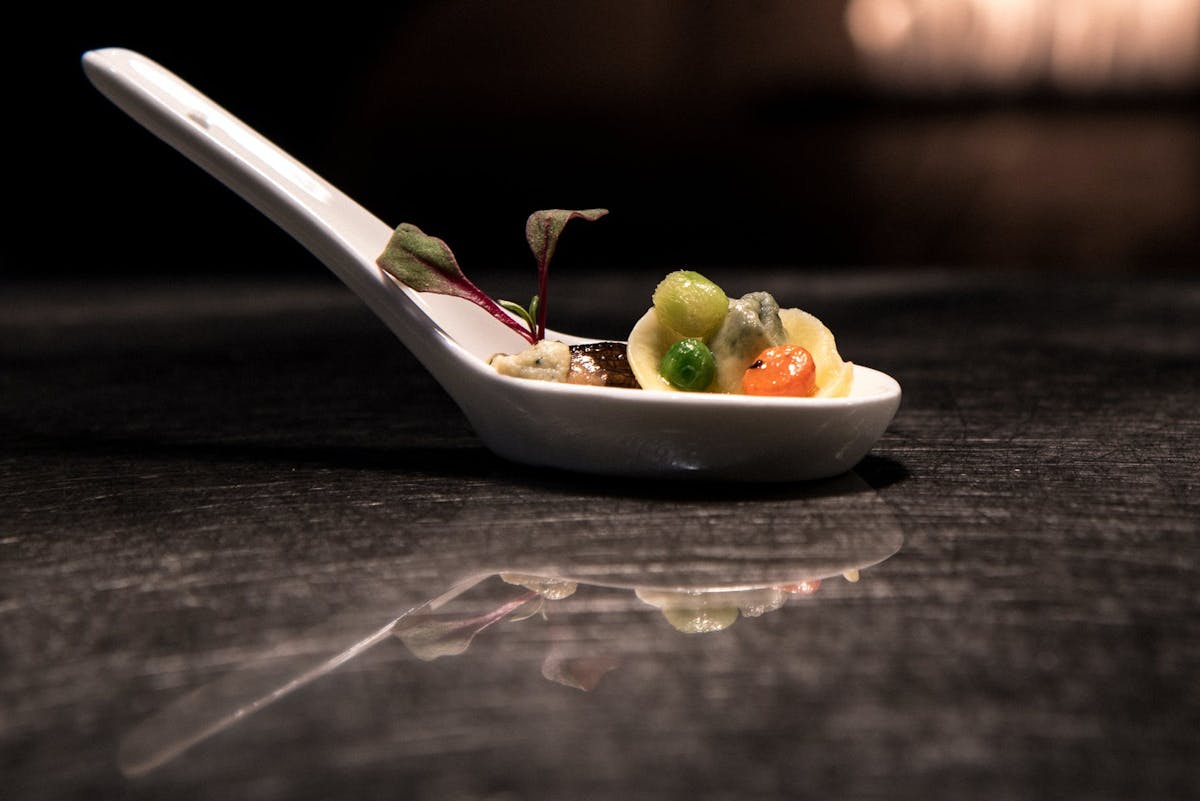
[13,424,909,498]
[503,452,910,499]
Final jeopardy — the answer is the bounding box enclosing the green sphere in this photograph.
[660,338,716,392]
[652,270,729,338]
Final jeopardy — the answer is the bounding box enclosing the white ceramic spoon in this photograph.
[83,48,900,481]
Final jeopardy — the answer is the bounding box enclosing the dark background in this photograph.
[10,1,1199,292]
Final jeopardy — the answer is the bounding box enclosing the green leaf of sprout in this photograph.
[526,209,609,276]
[526,209,608,339]
[376,223,468,294]
[498,299,536,334]
[376,222,536,344]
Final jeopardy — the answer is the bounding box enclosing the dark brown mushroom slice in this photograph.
[567,342,641,389]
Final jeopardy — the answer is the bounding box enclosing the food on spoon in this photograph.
[490,340,571,382]
[495,271,851,396]
[659,338,717,391]
[707,291,790,393]
[489,341,640,388]
[742,344,817,397]
[652,270,729,339]
[377,214,850,397]
[628,271,853,398]
[777,307,854,397]
[566,342,641,388]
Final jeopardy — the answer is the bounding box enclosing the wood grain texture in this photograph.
[2,271,1197,800]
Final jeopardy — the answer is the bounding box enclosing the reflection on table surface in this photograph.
[118,475,902,776]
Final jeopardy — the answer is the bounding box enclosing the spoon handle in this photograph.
[82,48,522,370]
[83,50,395,301]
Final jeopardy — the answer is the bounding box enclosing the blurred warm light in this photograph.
[846,0,915,54]
[845,0,1200,92]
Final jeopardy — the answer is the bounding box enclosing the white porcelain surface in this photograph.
[83,47,901,481]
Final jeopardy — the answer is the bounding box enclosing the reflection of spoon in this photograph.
[115,575,490,778]
[82,48,900,481]
[116,573,864,774]
[117,505,900,775]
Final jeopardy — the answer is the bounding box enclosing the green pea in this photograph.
[653,270,729,338]
[660,338,716,391]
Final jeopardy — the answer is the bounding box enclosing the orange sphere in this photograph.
[741,345,818,397]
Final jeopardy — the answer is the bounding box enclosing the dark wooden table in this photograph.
[3,268,1197,800]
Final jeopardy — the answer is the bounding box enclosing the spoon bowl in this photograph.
[83,48,900,480]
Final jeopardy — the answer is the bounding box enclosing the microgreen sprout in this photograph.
[376,209,608,344]
[498,296,540,340]
[522,208,609,341]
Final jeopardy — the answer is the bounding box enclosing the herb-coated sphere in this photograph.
[652,270,729,338]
